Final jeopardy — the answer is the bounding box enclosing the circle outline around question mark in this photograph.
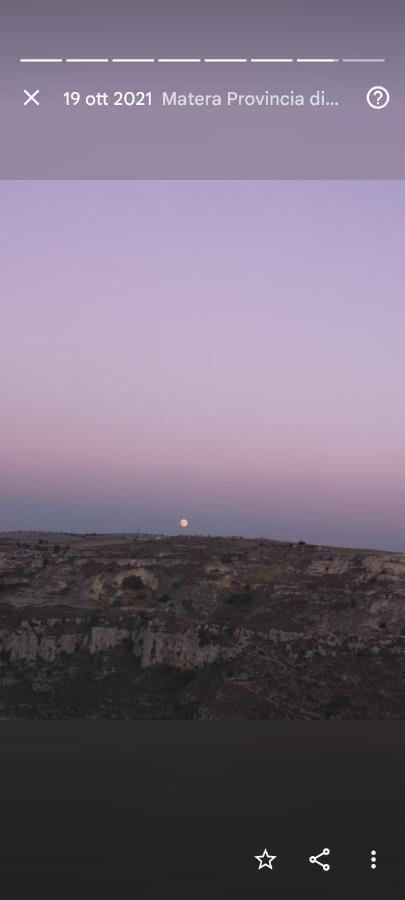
[366,85,390,109]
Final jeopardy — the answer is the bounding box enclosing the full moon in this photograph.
[179,518,189,528]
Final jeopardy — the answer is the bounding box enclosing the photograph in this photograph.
[1,180,404,719]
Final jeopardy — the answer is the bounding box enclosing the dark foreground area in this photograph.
[1,532,405,718]
[1,723,404,898]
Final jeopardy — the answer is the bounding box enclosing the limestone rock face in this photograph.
[0,532,405,718]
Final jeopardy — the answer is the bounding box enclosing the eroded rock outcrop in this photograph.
[0,532,404,718]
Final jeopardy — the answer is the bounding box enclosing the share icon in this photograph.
[309,847,331,871]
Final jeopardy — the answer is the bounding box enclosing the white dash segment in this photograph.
[342,58,386,63]
[204,58,248,63]
[158,58,201,62]
[251,58,293,63]
[65,58,109,63]
[296,58,339,62]
[20,58,63,63]
[112,58,155,63]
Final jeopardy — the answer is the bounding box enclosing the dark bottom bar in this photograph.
[0,722,404,897]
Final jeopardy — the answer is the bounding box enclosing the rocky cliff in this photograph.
[1,532,405,718]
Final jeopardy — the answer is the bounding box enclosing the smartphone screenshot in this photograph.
[1,1,404,897]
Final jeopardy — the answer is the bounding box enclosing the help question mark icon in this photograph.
[367,86,390,109]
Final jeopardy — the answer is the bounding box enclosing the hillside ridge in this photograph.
[1,533,404,718]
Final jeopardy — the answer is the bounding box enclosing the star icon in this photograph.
[255,849,277,870]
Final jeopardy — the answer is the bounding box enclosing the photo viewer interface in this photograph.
[1,1,405,897]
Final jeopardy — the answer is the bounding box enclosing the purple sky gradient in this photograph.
[1,181,404,548]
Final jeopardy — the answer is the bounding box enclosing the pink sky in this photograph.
[1,181,404,549]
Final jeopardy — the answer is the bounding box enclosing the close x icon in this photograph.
[24,89,40,106]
